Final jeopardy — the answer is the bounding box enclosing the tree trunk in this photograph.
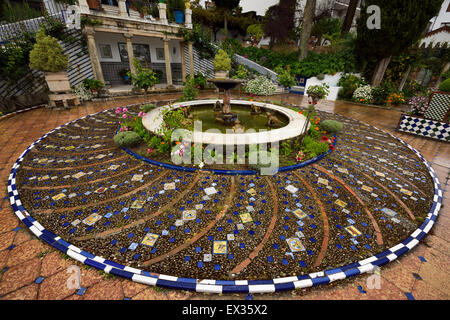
[223,14,228,39]
[398,66,411,92]
[371,55,392,86]
[341,0,358,34]
[298,0,316,61]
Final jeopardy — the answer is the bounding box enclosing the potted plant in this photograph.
[83,78,104,95]
[119,68,131,83]
[128,58,159,101]
[167,0,185,23]
[29,28,69,94]
[213,49,231,79]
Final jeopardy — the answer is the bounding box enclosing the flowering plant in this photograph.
[72,82,93,102]
[245,76,277,96]
[352,85,373,104]
[386,92,405,106]
[407,95,429,116]
[296,151,305,162]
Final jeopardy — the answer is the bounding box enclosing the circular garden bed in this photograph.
[8,102,442,293]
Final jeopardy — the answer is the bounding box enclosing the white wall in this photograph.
[94,32,182,64]
[304,72,361,101]
[420,30,450,48]
[429,0,450,31]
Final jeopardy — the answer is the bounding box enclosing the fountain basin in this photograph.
[142,99,309,146]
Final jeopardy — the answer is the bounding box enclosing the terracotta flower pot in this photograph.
[87,0,101,10]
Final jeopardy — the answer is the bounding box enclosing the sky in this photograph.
[199,0,280,16]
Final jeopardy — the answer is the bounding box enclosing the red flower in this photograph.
[329,144,334,151]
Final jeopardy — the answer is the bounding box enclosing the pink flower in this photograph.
[123,126,128,131]
[138,112,143,117]
[123,108,128,113]
[119,127,124,132]
[115,108,122,114]
[147,148,152,154]
[123,114,127,118]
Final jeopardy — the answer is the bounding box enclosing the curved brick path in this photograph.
[0,93,449,300]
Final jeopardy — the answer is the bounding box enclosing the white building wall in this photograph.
[429,0,450,31]
[420,30,450,48]
[94,32,181,64]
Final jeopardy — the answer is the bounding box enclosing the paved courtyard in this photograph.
[0,92,448,300]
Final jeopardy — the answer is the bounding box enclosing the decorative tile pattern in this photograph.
[6,105,443,295]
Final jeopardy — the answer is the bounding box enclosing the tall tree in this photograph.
[213,0,240,38]
[264,0,296,48]
[298,0,316,60]
[341,0,359,34]
[356,0,441,86]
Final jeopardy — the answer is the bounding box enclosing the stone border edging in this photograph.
[0,104,45,122]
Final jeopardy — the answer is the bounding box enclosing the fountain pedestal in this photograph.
[208,79,242,126]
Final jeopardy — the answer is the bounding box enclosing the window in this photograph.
[99,44,113,59]
[156,48,165,60]
[118,43,151,63]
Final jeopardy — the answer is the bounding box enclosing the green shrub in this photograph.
[113,131,142,148]
[128,58,159,93]
[338,74,363,100]
[141,103,156,113]
[275,66,296,89]
[232,65,248,80]
[213,49,232,72]
[319,120,343,135]
[148,135,162,149]
[438,78,450,92]
[83,78,104,91]
[303,136,329,158]
[194,72,207,89]
[181,76,199,101]
[29,28,68,72]
[371,82,395,105]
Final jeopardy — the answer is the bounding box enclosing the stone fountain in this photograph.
[208,78,242,125]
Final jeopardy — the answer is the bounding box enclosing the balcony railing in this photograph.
[87,0,187,25]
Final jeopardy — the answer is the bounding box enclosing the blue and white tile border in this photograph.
[7,107,443,293]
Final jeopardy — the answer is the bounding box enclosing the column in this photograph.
[188,41,194,77]
[84,27,105,83]
[118,0,128,17]
[180,41,186,82]
[77,0,90,14]
[124,33,136,75]
[163,38,173,86]
[158,2,168,25]
[185,8,192,29]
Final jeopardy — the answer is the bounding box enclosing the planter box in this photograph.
[214,71,228,79]
[397,114,449,142]
[87,0,101,10]
[44,72,71,94]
